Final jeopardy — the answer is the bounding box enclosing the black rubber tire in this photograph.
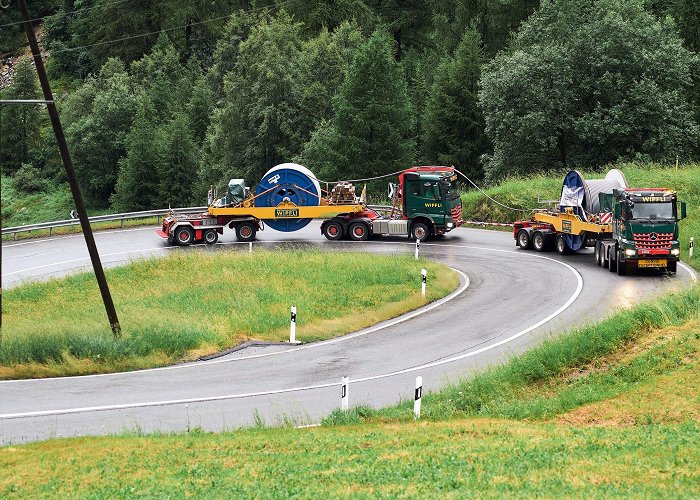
[595,242,601,266]
[517,229,532,249]
[616,251,627,276]
[555,234,570,255]
[348,222,369,241]
[532,231,546,252]
[174,226,194,246]
[411,222,430,242]
[601,245,609,269]
[236,222,257,242]
[323,221,344,241]
[667,260,677,274]
[204,229,218,245]
[609,247,618,272]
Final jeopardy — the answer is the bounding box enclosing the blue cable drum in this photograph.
[559,169,627,251]
[255,163,322,232]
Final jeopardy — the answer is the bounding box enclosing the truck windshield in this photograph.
[630,202,674,220]
[440,179,460,200]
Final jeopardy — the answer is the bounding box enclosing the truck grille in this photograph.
[451,203,462,222]
[633,232,673,249]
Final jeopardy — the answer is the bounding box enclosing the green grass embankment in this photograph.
[0,250,458,379]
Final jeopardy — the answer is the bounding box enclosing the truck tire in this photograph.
[594,242,601,266]
[517,229,532,249]
[236,222,257,242]
[411,222,430,242]
[204,229,218,245]
[323,221,344,241]
[667,261,677,274]
[555,234,570,255]
[349,222,369,241]
[175,226,194,246]
[616,251,627,276]
[532,231,547,252]
[608,247,617,272]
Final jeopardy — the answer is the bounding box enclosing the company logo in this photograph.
[649,232,658,241]
[268,174,281,185]
[424,203,442,208]
[275,209,299,218]
[562,220,572,233]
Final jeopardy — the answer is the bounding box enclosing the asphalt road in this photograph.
[1,224,696,444]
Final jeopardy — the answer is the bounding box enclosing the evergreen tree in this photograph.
[301,30,414,182]
[111,96,162,211]
[187,74,214,145]
[157,113,198,208]
[0,59,42,174]
[423,30,487,180]
[66,58,136,206]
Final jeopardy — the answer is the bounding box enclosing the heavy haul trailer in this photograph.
[514,169,687,275]
[321,166,463,241]
[157,164,464,245]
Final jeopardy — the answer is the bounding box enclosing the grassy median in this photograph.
[0,250,459,379]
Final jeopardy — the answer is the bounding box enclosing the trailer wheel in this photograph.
[323,221,344,241]
[608,247,617,272]
[204,229,218,245]
[517,229,531,249]
[236,222,257,242]
[349,222,369,241]
[532,231,547,252]
[594,242,601,265]
[175,226,194,246]
[616,251,627,276]
[555,234,570,255]
[411,222,430,242]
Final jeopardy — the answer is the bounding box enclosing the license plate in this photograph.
[638,259,667,268]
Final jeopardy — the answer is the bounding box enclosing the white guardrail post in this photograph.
[421,268,427,297]
[414,376,423,419]
[415,238,420,259]
[341,376,349,411]
[289,305,299,344]
[690,237,694,258]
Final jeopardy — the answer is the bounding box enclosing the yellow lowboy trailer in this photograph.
[208,200,364,219]
[533,210,611,235]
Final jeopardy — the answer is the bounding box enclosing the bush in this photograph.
[14,163,47,193]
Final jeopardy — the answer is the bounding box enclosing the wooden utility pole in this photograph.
[10,0,122,337]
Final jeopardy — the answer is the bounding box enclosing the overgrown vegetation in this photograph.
[0,250,458,378]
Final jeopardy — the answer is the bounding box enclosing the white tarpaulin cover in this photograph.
[560,185,584,207]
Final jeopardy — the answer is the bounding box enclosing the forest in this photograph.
[1,0,698,212]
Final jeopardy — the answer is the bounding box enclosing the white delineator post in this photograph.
[421,268,427,297]
[341,377,349,411]
[249,242,253,253]
[414,376,423,419]
[415,238,420,259]
[289,305,299,343]
[690,237,694,258]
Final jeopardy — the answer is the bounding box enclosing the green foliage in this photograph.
[156,112,198,207]
[0,59,42,173]
[13,163,46,192]
[423,30,488,179]
[480,0,699,181]
[299,30,415,181]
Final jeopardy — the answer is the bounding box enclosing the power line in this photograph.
[0,0,134,28]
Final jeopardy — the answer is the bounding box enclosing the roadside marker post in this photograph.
[249,242,253,253]
[341,377,349,411]
[421,269,427,297]
[414,376,423,419]
[289,306,300,344]
[690,237,694,258]
[415,238,420,259]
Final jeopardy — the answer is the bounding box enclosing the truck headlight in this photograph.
[447,221,454,229]
[625,249,636,257]
[671,248,680,256]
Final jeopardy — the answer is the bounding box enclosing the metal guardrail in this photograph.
[1,206,207,239]
[1,204,396,239]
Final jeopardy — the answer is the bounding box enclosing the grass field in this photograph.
[0,250,458,379]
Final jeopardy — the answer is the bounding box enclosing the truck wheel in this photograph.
[236,222,257,242]
[175,226,194,246]
[608,247,618,272]
[600,245,609,268]
[517,229,532,249]
[349,222,369,241]
[594,242,601,266]
[323,221,344,241]
[555,234,570,255]
[616,251,627,276]
[204,229,218,245]
[667,261,677,274]
[411,222,430,242]
[532,231,547,252]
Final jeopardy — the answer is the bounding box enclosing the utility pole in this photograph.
[6,0,122,337]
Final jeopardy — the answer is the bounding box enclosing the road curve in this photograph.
[1,225,695,443]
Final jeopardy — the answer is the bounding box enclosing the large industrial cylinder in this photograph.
[559,169,628,250]
[255,163,322,232]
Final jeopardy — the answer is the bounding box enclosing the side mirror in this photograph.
[614,203,622,219]
[680,201,687,220]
